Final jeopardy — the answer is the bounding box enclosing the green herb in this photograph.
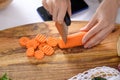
[0,73,11,80]
[92,77,107,80]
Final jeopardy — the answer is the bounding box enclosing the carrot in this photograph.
[42,45,54,56]
[58,31,87,49]
[19,37,30,47]
[26,39,39,49]
[34,50,45,60]
[26,47,34,57]
[19,33,58,60]
[38,43,47,49]
[35,34,47,43]
[46,37,58,47]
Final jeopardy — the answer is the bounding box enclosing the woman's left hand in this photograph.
[80,0,119,48]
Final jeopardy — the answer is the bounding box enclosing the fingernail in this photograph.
[80,27,84,31]
[84,45,88,48]
[84,44,92,49]
[88,46,92,48]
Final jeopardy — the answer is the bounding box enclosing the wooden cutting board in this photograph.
[0,21,120,80]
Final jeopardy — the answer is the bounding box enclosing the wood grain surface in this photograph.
[0,21,120,80]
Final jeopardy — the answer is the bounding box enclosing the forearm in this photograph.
[102,0,119,7]
[118,0,120,7]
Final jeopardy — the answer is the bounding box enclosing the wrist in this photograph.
[103,0,119,8]
[118,0,120,7]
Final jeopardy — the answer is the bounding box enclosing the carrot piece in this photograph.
[38,43,47,49]
[34,50,45,60]
[58,31,87,49]
[46,37,58,47]
[26,47,34,57]
[42,45,54,56]
[26,39,39,49]
[19,37,30,47]
[35,34,47,43]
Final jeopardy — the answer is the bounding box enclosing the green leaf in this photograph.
[92,77,107,80]
[0,73,11,80]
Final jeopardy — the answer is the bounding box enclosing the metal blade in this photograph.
[55,22,68,43]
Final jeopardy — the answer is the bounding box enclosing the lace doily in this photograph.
[69,66,120,80]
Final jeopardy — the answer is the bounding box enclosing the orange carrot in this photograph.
[19,37,30,47]
[38,43,47,49]
[26,39,39,49]
[34,50,45,60]
[26,47,34,57]
[35,34,47,43]
[19,33,59,60]
[46,37,58,47]
[42,45,54,56]
[58,31,87,49]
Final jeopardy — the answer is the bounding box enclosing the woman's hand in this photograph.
[80,0,119,48]
[42,0,71,24]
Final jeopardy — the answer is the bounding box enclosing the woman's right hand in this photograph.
[42,0,71,24]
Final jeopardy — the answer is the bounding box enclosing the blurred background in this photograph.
[0,0,119,30]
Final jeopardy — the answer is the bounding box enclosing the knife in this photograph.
[37,6,71,43]
[55,12,71,43]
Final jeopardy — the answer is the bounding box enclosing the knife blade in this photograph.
[55,22,68,43]
[55,12,71,43]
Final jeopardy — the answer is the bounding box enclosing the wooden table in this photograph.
[0,21,120,80]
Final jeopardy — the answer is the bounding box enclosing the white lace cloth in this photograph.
[69,66,120,80]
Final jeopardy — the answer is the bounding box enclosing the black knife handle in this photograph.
[64,12,71,26]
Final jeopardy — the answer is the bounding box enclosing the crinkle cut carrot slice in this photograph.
[19,37,30,47]
[34,50,45,60]
[26,47,34,57]
[26,39,39,49]
[46,37,58,47]
[38,43,47,49]
[42,45,54,56]
[35,34,47,43]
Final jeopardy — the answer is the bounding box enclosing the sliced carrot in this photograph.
[58,31,87,49]
[34,50,45,60]
[46,37,58,47]
[38,43,47,49]
[26,39,39,49]
[42,45,54,56]
[26,47,34,57]
[35,34,47,43]
[19,37,30,47]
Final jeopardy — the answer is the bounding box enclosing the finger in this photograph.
[47,0,53,15]
[67,0,72,16]
[80,14,97,31]
[84,24,114,48]
[42,0,49,11]
[57,3,67,24]
[82,21,103,44]
[52,3,59,21]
